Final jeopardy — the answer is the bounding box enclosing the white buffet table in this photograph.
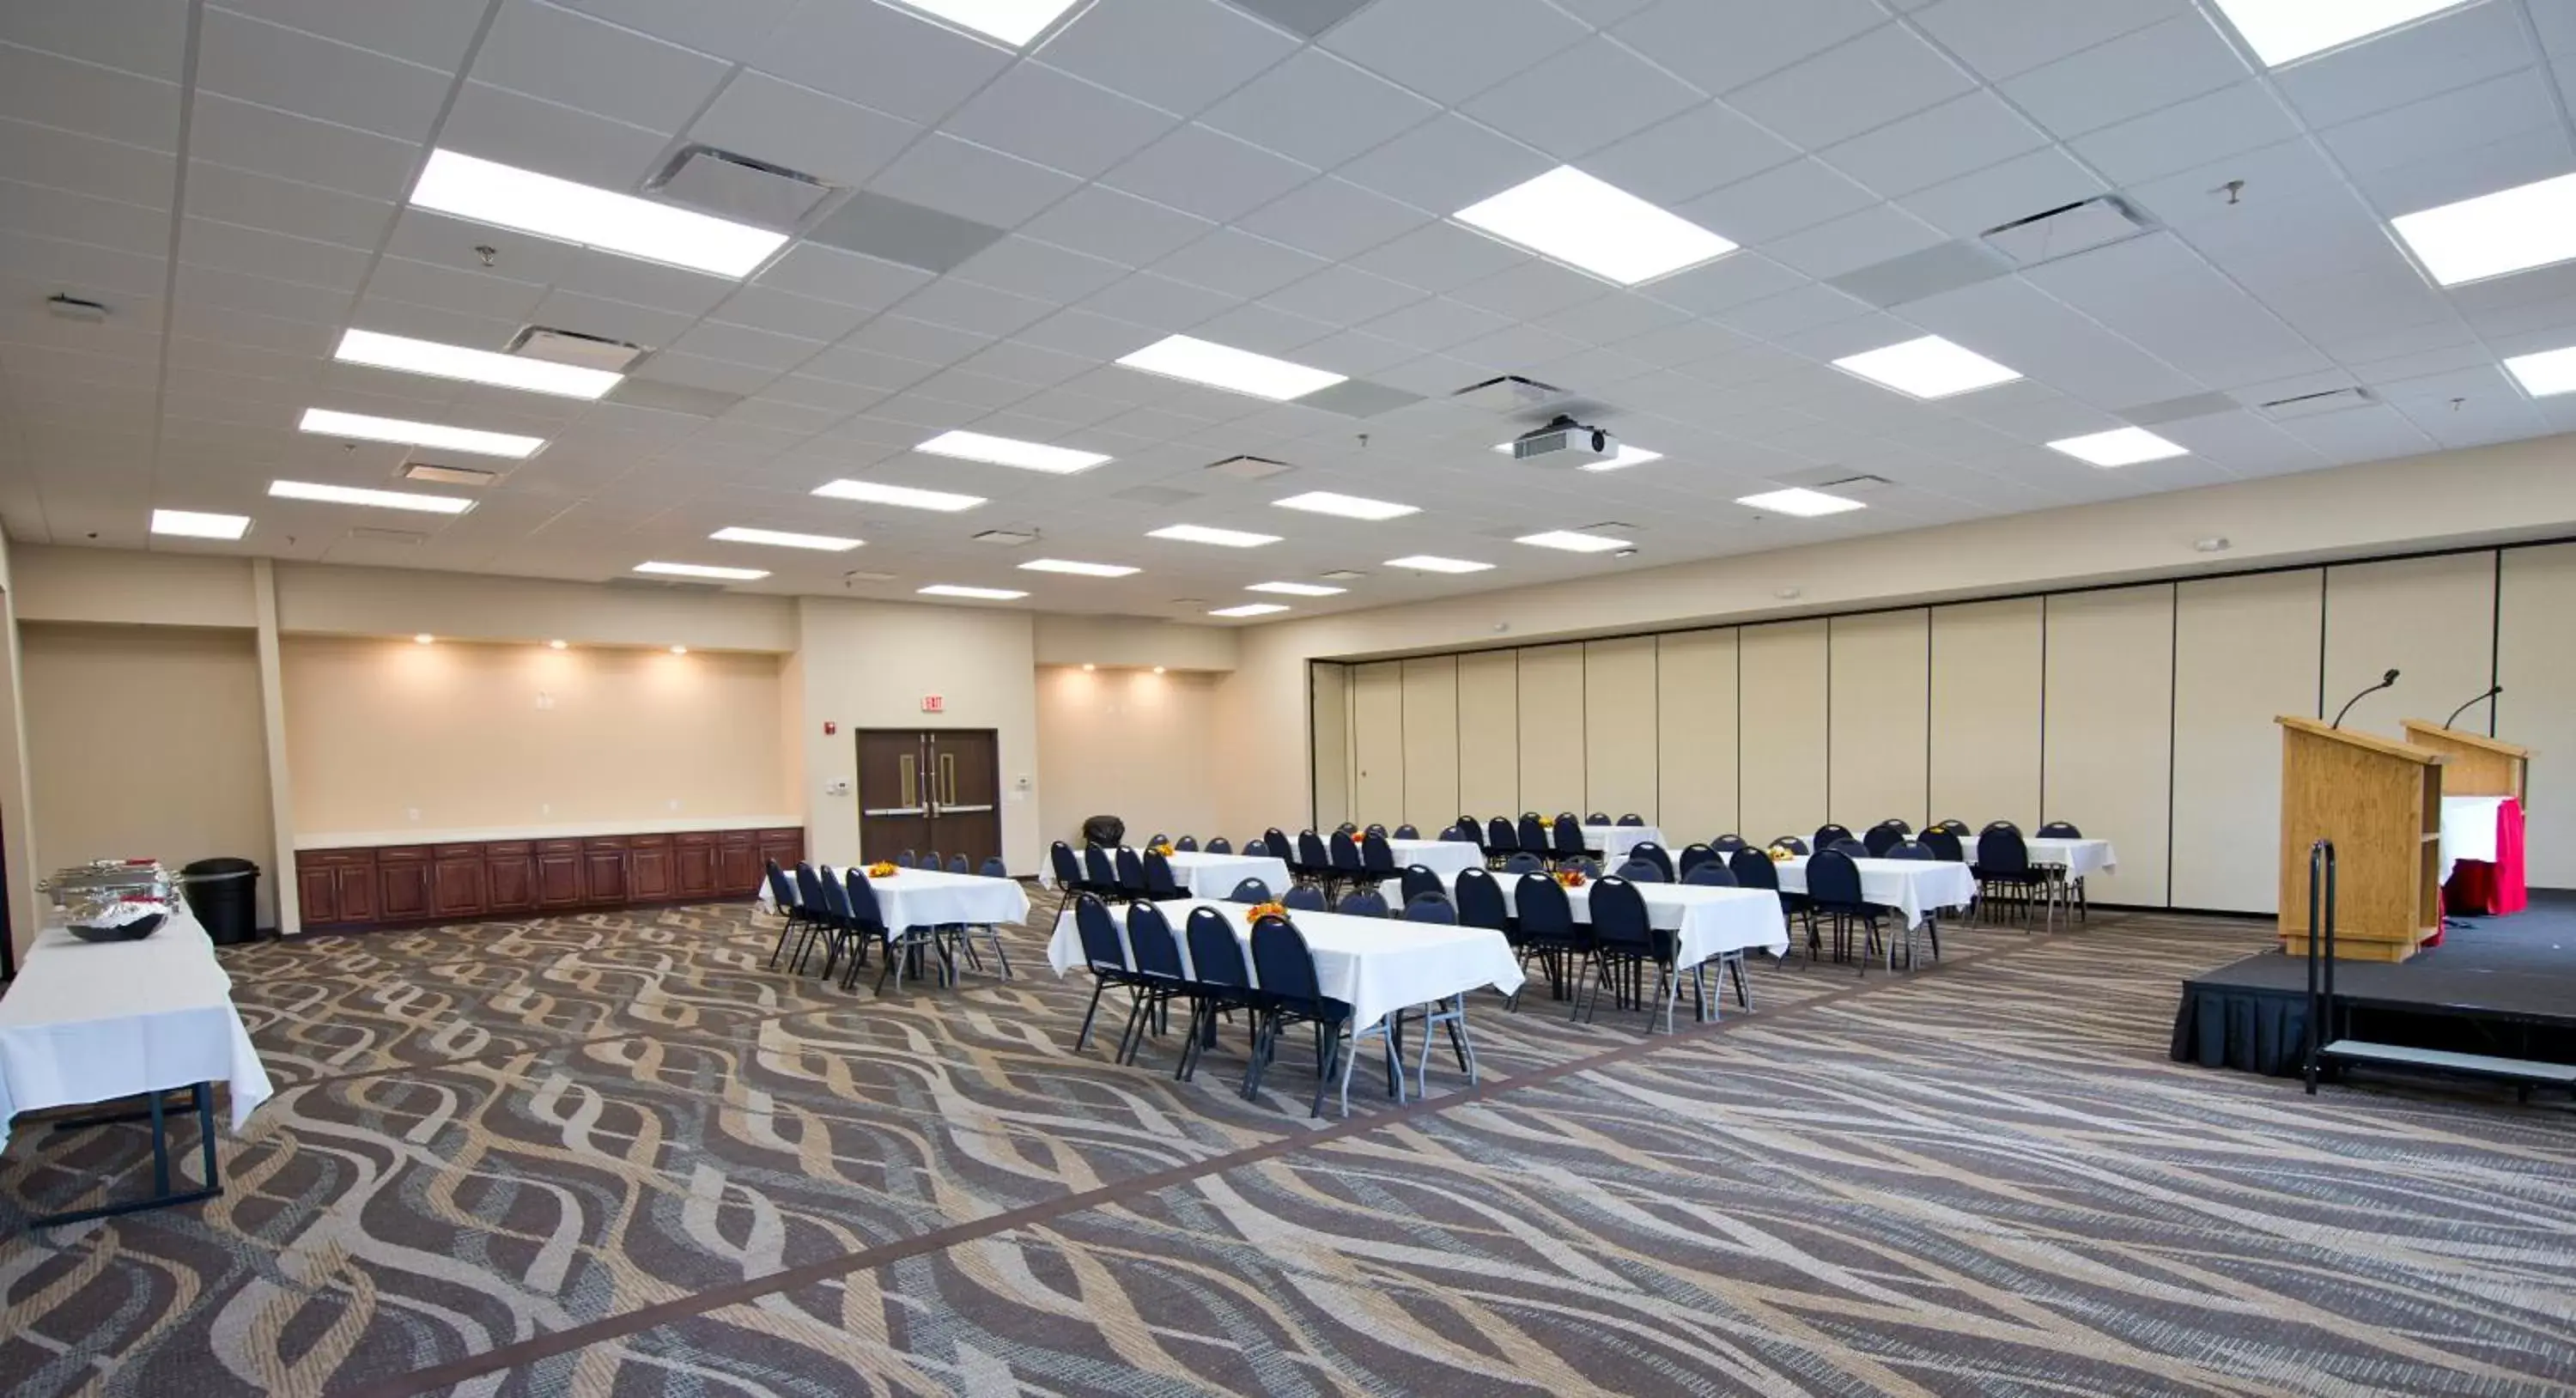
[1773,857,1974,929]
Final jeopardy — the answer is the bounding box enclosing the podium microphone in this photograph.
[2443,684,2502,729]
[2330,668,2399,729]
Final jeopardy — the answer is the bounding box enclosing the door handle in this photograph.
[941,803,995,814]
[863,806,925,817]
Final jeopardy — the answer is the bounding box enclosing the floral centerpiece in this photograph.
[1766,845,1795,862]
[868,860,899,878]
[1148,842,1176,857]
[1555,869,1588,888]
[1536,815,1556,828]
[1243,900,1288,924]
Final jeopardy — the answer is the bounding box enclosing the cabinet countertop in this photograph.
[295,815,806,851]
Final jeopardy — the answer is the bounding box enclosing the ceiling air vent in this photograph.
[1980,197,2152,267]
[649,144,833,229]
[1317,569,1366,581]
[1113,483,1201,506]
[2258,386,2372,420]
[403,461,499,487]
[1206,453,1296,481]
[346,526,427,545]
[507,325,646,373]
[1449,374,1570,413]
[606,576,725,595]
[973,528,1038,546]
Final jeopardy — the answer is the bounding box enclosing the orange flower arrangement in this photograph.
[1537,815,1557,828]
[1766,845,1795,862]
[1555,869,1588,888]
[868,860,899,878]
[1148,843,1176,857]
[1244,901,1288,924]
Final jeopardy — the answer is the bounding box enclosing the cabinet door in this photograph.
[717,836,761,897]
[297,863,340,925]
[537,850,584,907]
[331,863,378,923]
[486,854,537,912]
[433,857,487,917]
[582,846,629,903]
[676,839,719,897]
[377,859,432,921]
[629,842,674,902]
[758,829,805,872]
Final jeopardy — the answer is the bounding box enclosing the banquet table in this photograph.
[2024,837,2118,927]
[1589,824,1666,864]
[1382,839,1484,878]
[0,905,273,1226]
[1047,899,1524,1047]
[1772,857,1974,929]
[856,867,1030,934]
[1036,851,1293,901]
[1394,872,1789,967]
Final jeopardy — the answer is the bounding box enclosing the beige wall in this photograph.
[283,635,789,838]
[2499,544,2576,887]
[1036,665,1223,849]
[12,546,259,629]
[0,535,46,951]
[2042,586,2175,906]
[1829,611,1929,829]
[1032,615,1238,672]
[2172,569,2322,911]
[22,623,279,926]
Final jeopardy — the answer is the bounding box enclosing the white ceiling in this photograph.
[3,0,2575,623]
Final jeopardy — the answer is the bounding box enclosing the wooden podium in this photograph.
[2276,715,2445,962]
[2399,720,2530,801]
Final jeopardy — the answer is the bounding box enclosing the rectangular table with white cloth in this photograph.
[1036,851,1294,901]
[1589,825,1666,864]
[0,907,274,1227]
[1772,857,1975,930]
[855,867,1031,936]
[2025,837,2118,927]
[1382,839,1485,878]
[1393,872,1789,968]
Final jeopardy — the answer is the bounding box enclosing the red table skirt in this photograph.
[2441,796,2528,921]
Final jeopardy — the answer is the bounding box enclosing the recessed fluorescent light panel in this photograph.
[1455,166,1736,285]
[1209,603,1290,617]
[2048,427,2189,467]
[1516,529,1632,553]
[150,508,251,540]
[709,526,863,550]
[1147,524,1282,548]
[1019,558,1139,577]
[812,479,987,512]
[2211,0,2474,66]
[1385,555,1494,574]
[1491,441,1665,471]
[890,0,1084,46]
[269,480,475,514]
[1271,491,1419,521]
[2505,343,2576,398]
[335,329,620,399]
[297,407,544,459]
[2391,172,2576,287]
[1115,335,1346,401]
[635,561,769,580]
[1737,488,1865,518]
[1246,580,1345,597]
[919,584,1030,600]
[915,429,1110,475]
[1833,337,2022,399]
[410,149,787,278]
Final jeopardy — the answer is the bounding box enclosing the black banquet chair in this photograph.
[1617,812,1647,827]
[1399,865,1444,906]
[1685,860,1737,887]
[1628,841,1675,882]
[1228,878,1273,904]
[1805,849,1886,974]
[1712,834,1749,854]
[1206,836,1233,854]
[2037,819,2088,921]
[1513,872,1587,1005]
[1141,849,1189,901]
[1486,816,1519,866]
[1174,835,1200,853]
[1068,894,1140,1054]
[1335,888,1390,918]
[1393,824,1419,839]
[1177,907,1256,1083]
[1976,824,2040,926]
[1863,824,1905,857]
[1245,915,1399,1118]
[1581,876,1680,1031]
[1616,858,1667,884]
[1675,842,1718,880]
[1813,824,1856,853]
[1282,885,1327,913]
[1403,893,1456,924]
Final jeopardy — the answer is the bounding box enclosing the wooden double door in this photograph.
[856,728,1001,871]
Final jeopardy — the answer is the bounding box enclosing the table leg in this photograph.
[29,1084,226,1231]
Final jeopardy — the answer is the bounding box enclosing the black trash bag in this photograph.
[1080,814,1126,848]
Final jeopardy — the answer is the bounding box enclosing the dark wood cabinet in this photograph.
[295,824,804,932]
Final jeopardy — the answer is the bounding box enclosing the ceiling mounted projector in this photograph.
[1510,415,1619,466]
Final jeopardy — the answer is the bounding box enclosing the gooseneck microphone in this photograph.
[2330,668,2400,730]
[2443,684,2502,730]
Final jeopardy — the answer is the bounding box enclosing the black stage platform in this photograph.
[2171,890,2576,1076]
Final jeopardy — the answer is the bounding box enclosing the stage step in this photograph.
[2320,1040,2576,1091]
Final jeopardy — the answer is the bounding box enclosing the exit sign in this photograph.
[920,694,945,714]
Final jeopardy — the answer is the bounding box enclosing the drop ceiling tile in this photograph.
[751,0,1013,126]
[0,119,175,210]
[183,161,396,249]
[1078,270,1241,330]
[949,235,1130,304]
[1012,307,1164,360]
[2000,13,2248,141]
[1461,33,1705,160]
[753,243,935,310]
[796,340,940,391]
[667,318,826,372]
[1344,228,1529,307]
[2,0,190,79]
[440,81,670,191]
[1190,301,1338,356]
[1102,123,1315,223]
[472,1,731,133]
[687,73,920,188]
[365,252,551,320]
[1897,146,2108,239]
[340,295,526,350]
[1709,282,1876,340]
[1819,89,2050,199]
[1449,259,1614,321]
[1288,325,1423,376]
[2354,125,2576,226]
[708,284,872,342]
[1728,24,1978,149]
[891,277,1057,337]
[189,93,422,202]
[0,42,181,154]
[1153,227,1329,299]
[1576,103,1800,209]
[1014,185,1215,267]
[1358,295,1515,353]
[2270,0,2532,130]
[180,216,375,290]
[1036,0,1299,115]
[1261,264,1428,326]
[1639,251,1810,314]
[632,350,785,396]
[197,8,453,143]
[0,180,168,259]
[866,133,1084,228]
[1683,159,1880,245]
[553,0,800,62]
[1334,113,1553,219]
[1762,203,1950,280]
[1320,0,1587,106]
[841,312,995,366]
[1199,48,1440,169]
[940,62,1184,181]
[176,263,358,325]
[951,338,1097,387]
[1613,0,1884,94]
[1234,177,1430,262]
[1910,0,2190,82]
[551,248,737,317]
[2065,80,2298,186]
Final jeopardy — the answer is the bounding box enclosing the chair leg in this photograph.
[767,915,797,969]
[1072,979,1109,1050]
[1322,1026,1349,1119]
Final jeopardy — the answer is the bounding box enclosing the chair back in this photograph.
[1631,841,1674,880]
[1359,830,1396,872]
[1249,916,1323,1010]
[896,850,916,869]
[1399,865,1443,905]
[1712,834,1748,853]
[1455,867,1510,933]
[1504,851,1546,875]
[1771,836,1810,855]
[818,866,854,923]
[1559,855,1600,878]
[1142,850,1185,898]
[2038,820,2082,838]
[1146,835,1168,852]
[1267,828,1295,864]
[1364,823,1388,837]
[794,861,826,912]
[1886,840,1933,861]
[1050,842,1083,887]
[1516,814,1547,854]
[1814,824,1855,851]
[1329,830,1364,874]
[1403,893,1457,924]
[1728,848,1781,891]
[1808,849,1867,909]
[948,854,969,874]
[1073,894,1125,971]
[1984,819,2022,835]
[1862,825,1904,857]
[1084,845,1117,890]
[1126,902,1186,981]
[1441,822,1477,842]
[1617,812,1645,827]
[981,857,1008,878]
[1978,826,2032,874]
[1175,835,1200,852]
[1228,877,1273,904]
[1552,814,1586,855]
[843,866,884,928]
[765,860,799,910]
[1393,824,1419,839]
[1514,872,1576,939]
[1922,827,1967,862]
[1337,823,1359,836]
[1206,836,1233,854]
[1488,816,1519,854]
[1185,907,1250,988]
[1244,839,1267,856]
[1589,876,1656,956]
[1297,830,1332,873]
[1586,811,1610,826]
[1676,843,1717,878]
[925,851,943,873]
[1874,818,1914,836]
[1114,846,1147,896]
[1282,885,1327,912]
[1335,889,1389,919]
[1685,860,1738,887]
[1616,858,1667,884]
[1829,839,1871,860]
[1933,818,1971,835]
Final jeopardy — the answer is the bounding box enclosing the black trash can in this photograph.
[1080,814,1126,848]
[179,857,260,945]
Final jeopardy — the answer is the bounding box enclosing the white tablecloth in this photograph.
[1035,851,1293,900]
[1047,898,1523,1031]
[1773,857,1974,929]
[2025,837,2117,878]
[1384,839,1484,878]
[2439,796,2506,884]
[1589,825,1665,863]
[0,909,273,1154]
[1398,872,1788,965]
[862,868,1030,934]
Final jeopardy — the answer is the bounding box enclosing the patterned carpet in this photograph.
[2,891,2570,1396]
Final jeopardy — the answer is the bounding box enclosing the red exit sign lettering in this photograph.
[920,694,945,714]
